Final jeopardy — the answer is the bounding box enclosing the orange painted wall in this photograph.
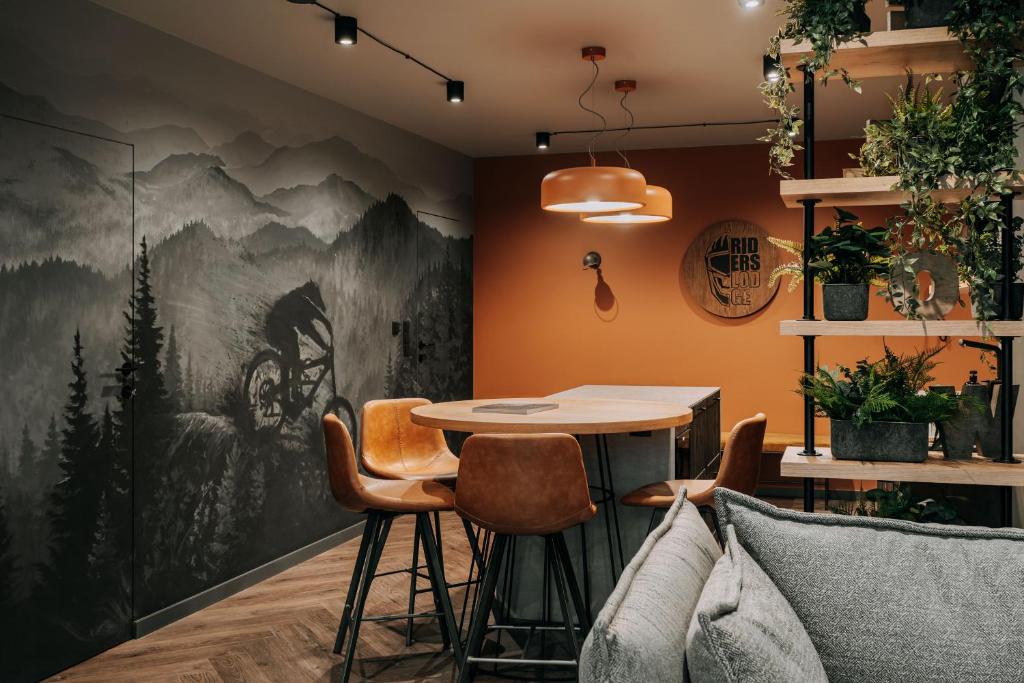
[473,141,988,434]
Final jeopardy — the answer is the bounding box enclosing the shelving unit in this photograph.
[780,24,1021,525]
[780,320,1024,337]
[780,26,971,79]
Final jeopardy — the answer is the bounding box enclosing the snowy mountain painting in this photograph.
[0,2,473,681]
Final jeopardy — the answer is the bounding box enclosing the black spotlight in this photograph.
[763,54,783,83]
[446,80,465,103]
[582,251,602,270]
[335,15,358,46]
[536,131,551,149]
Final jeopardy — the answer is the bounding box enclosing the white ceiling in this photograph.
[95,0,900,158]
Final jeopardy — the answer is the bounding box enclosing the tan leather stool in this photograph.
[360,398,471,647]
[323,414,464,682]
[622,413,767,536]
[455,433,596,682]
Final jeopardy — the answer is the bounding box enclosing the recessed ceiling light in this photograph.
[739,0,764,8]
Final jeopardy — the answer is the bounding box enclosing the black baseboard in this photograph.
[133,521,365,637]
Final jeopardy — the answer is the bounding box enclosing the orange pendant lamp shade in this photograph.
[541,166,647,213]
[581,184,672,224]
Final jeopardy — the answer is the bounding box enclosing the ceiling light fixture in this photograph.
[739,0,765,8]
[540,47,647,213]
[763,54,783,82]
[536,131,551,149]
[447,80,465,103]
[582,80,672,224]
[334,15,357,45]
[582,184,673,223]
[290,2,463,104]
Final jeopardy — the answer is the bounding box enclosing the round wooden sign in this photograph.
[682,220,780,318]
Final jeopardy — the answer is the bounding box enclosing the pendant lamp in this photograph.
[581,184,672,223]
[540,47,648,214]
[580,80,672,223]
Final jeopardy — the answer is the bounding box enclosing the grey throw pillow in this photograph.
[686,525,827,683]
[715,488,1024,683]
[579,487,722,683]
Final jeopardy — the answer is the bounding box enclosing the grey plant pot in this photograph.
[830,419,929,462]
[822,283,869,321]
[903,0,956,28]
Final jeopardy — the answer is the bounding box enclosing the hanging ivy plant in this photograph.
[847,1,1023,321]
[760,0,871,177]
[946,0,1024,321]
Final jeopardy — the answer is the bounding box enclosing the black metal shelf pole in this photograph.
[998,192,1019,524]
[800,66,820,513]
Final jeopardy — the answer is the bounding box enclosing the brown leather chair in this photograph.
[455,433,596,682]
[322,414,464,682]
[361,398,460,481]
[360,398,464,646]
[621,413,767,534]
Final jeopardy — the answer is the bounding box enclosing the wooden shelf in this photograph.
[782,447,1024,487]
[780,27,971,80]
[782,176,948,208]
[780,320,1024,337]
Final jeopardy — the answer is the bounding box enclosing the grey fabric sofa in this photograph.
[580,487,1024,683]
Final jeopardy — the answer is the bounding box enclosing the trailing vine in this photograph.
[760,0,871,177]
[853,1,1023,321]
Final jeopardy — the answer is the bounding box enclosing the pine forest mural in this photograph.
[0,1,473,680]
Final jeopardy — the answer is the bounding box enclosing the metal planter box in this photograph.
[830,419,929,462]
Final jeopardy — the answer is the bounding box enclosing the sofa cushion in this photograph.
[686,526,827,683]
[579,487,722,683]
[715,488,1024,683]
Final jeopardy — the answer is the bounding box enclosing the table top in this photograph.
[781,446,1024,487]
[410,397,693,435]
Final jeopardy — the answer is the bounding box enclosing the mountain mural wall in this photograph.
[0,1,473,681]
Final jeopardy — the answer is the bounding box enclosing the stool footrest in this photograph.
[361,610,442,623]
[468,656,577,667]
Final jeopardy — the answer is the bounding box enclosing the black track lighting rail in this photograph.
[311,1,456,83]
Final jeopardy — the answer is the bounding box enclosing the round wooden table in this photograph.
[409,397,693,434]
[411,397,693,627]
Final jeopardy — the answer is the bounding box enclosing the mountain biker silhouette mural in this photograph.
[245,281,357,438]
[0,3,472,681]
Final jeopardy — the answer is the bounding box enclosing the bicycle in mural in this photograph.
[243,281,357,440]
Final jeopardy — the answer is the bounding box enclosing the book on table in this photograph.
[471,402,559,415]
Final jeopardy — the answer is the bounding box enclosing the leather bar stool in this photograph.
[621,413,767,537]
[360,398,470,646]
[322,414,464,682]
[455,433,596,682]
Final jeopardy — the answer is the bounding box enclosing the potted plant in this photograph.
[903,0,957,29]
[809,210,890,320]
[766,210,890,320]
[801,345,960,462]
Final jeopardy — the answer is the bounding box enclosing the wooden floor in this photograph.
[51,499,812,683]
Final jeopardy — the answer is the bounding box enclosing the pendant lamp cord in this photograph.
[614,90,634,169]
[578,58,605,166]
